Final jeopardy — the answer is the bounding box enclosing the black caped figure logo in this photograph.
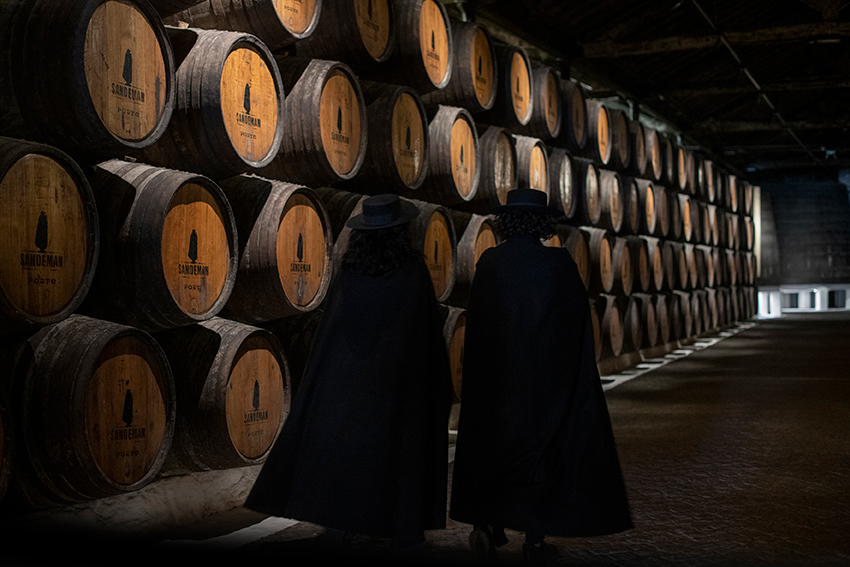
[337,107,343,133]
[123,49,133,85]
[478,56,483,76]
[431,31,435,50]
[406,126,411,149]
[297,233,304,262]
[188,229,198,264]
[122,388,134,427]
[368,0,373,19]
[252,379,260,411]
[244,83,251,114]
[35,211,48,253]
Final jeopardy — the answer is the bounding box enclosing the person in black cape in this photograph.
[449,189,632,563]
[244,194,453,554]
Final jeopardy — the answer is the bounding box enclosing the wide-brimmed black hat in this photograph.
[490,188,562,217]
[345,193,420,230]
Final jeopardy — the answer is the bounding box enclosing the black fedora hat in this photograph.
[345,193,419,230]
[490,188,562,217]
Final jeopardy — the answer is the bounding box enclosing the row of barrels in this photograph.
[589,285,757,363]
[0,314,294,509]
[0,0,759,217]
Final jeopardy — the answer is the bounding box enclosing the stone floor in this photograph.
[4,313,850,566]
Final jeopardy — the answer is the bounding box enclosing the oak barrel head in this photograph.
[0,141,99,333]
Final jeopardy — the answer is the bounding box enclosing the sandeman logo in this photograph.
[332,107,350,144]
[20,211,64,271]
[179,229,209,276]
[110,385,146,442]
[475,56,487,85]
[291,233,311,273]
[112,49,146,102]
[426,30,440,61]
[244,379,268,424]
[237,83,262,128]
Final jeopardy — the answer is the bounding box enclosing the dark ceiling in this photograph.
[455,0,850,181]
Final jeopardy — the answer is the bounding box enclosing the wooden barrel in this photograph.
[0,139,99,335]
[548,147,576,219]
[678,193,694,242]
[155,317,289,473]
[677,146,692,194]
[707,204,720,246]
[741,216,755,251]
[515,63,562,141]
[654,184,670,238]
[599,294,624,359]
[134,27,284,180]
[361,0,452,94]
[407,199,458,303]
[654,293,671,345]
[660,239,676,292]
[669,242,687,290]
[721,172,734,212]
[558,80,588,152]
[633,292,658,349]
[644,127,662,182]
[439,304,466,402]
[626,119,647,177]
[659,135,676,187]
[447,211,499,305]
[581,227,614,295]
[607,108,630,171]
[693,245,707,289]
[684,243,698,290]
[589,298,602,362]
[0,0,175,162]
[619,294,643,354]
[631,178,657,236]
[584,100,612,166]
[5,315,175,507]
[313,187,367,244]
[743,182,754,216]
[479,42,533,128]
[558,225,590,290]
[415,105,480,206]
[514,135,549,194]
[294,0,394,71]
[704,288,719,332]
[573,157,601,226]
[639,235,665,293]
[598,169,624,233]
[611,237,633,297]
[691,289,705,336]
[667,188,682,241]
[703,159,717,203]
[673,290,694,340]
[696,244,718,287]
[345,81,430,193]
[420,20,496,113]
[82,160,238,332]
[698,202,711,245]
[217,176,333,324]
[455,124,515,214]
[621,175,641,235]
[259,58,367,187]
[163,0,321,51]
[626,236,651,293]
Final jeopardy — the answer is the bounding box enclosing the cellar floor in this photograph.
[4,313,850,566]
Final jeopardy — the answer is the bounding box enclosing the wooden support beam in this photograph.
[582,22,850,58]
[664,80,850,97]
[694,119,850,133]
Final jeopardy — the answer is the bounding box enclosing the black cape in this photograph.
[449,236,632,537]
[245,261,453,540]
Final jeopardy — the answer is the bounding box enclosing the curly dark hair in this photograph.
[341,224,424,277]
[492,210,558,242]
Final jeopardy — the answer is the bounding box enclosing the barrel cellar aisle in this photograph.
[0,0,757,543]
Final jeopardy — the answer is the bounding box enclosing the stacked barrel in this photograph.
[0,0,757,513]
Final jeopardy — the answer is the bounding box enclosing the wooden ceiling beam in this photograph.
[694,119,850,132]
[582,21,850,58]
